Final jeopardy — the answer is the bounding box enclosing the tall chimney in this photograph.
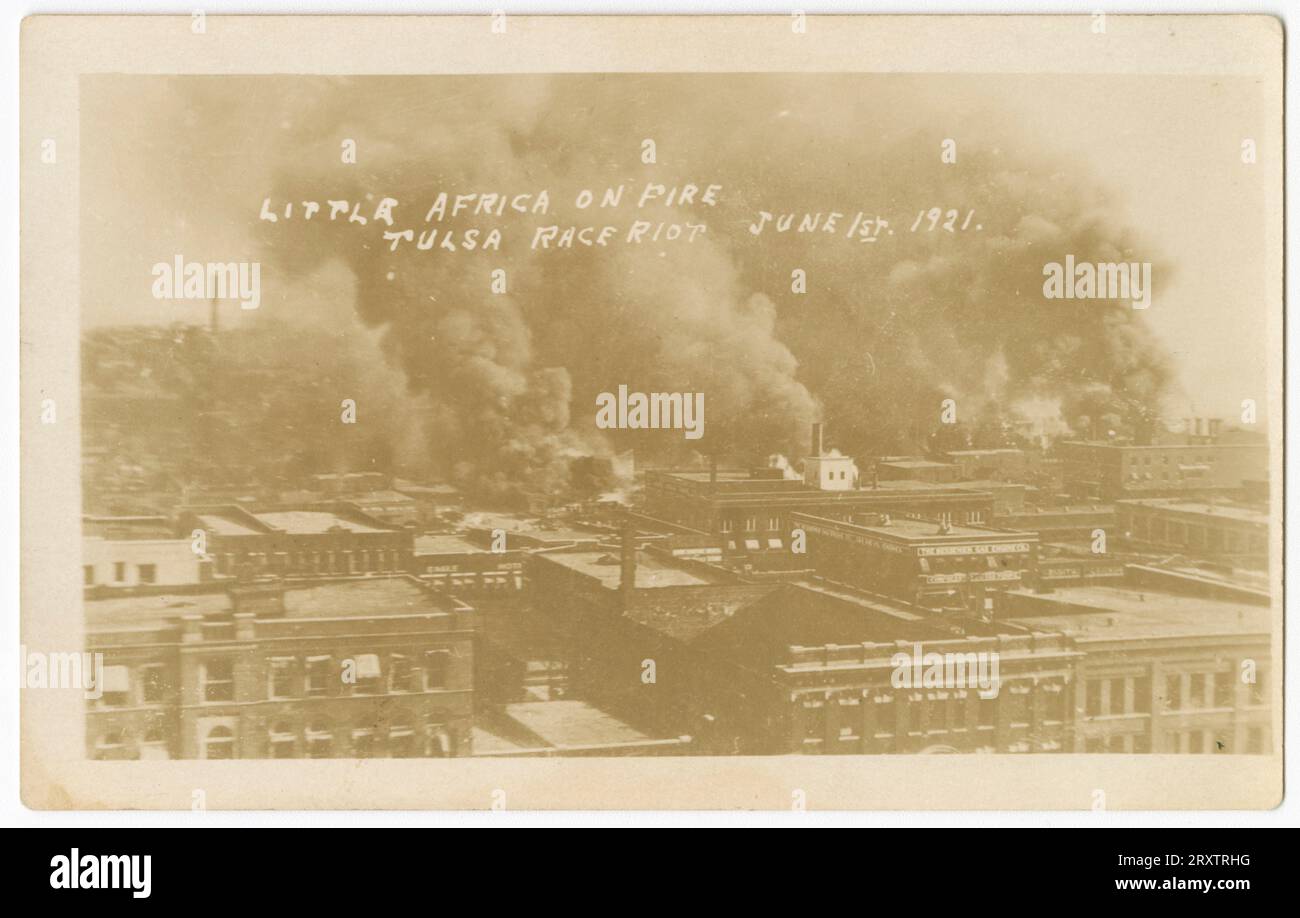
[619,523,637,602]
[811,422,824,457]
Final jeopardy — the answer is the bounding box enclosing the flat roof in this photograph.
[1120,499,1267,526]
[797,513,1026,543]
[254,511,391,534]
[1006,586,1270,641]
[460,512,607,543]
[414,534,488,555]
[504,701,656,747]
[541,550,720,589]
[879,459,954,469]
[87,577,445,631]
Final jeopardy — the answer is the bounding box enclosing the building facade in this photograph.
[86,576,474,760]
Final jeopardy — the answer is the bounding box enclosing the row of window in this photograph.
[213,549,403,576]
[84,563,156,586]
[801,684,1067,741]
[93,717,458,759]
[94,651,455,707]
[719,516,782,534]
[1084,727,1270,755]
[1083,670,1267,718]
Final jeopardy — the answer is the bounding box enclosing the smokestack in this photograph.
[811,422,824,457]
[619,523,637,601]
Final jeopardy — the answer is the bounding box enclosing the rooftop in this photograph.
[86,576,447,632]
[254,510,392,534]
[1120,499,1268,526]
[1006,586,1271,641]
[472,701,674,755]
[542,549,722,589]
[414,533,490,555]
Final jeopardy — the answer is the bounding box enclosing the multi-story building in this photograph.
[1116,498,1269,569]
[178,504,414,578]
[83,536,212,590]
[791,511,1038,618]
[643,426,996,565]
[528,530,1081,755]
[85,575,474,760]
[1004,586,1272,754]
[411,532,526,595]
[1057,439,1268,501]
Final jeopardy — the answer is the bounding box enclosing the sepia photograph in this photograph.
[13,9,1288,834]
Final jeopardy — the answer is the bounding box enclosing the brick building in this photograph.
[792,511,1038,618]
[1004,586,1272,754]
[85,576,474,760]
[179,505,414,578]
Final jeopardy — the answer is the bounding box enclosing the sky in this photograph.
[80,73,1273,433]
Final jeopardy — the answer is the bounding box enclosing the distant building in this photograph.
[643,426,996,564]
[1004,586,1272,754]
[1117,498,1269,569]
[179,504,413,578]
[411,532,525,595]
[944,448,1028,481]
[875,458,959,484]
[83,537,211,590]
[1058,440,1268,501]
[85,576,474,760]
[529,532,1084,754]
[791,512,1038,618]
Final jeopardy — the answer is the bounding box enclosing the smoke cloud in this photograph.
[250,75,1177,502]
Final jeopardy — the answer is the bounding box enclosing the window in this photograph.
[100,665,130,707]
[137,564,157,585]
[269,721,296,758]
[1042,685,1066,724]
[94,730,127,760]
[1132,677,1151,714]
[1211,670,1232,712]
[1085,680,1103,717]
[83,565,94,586]
[767,516,780,531]
[1248,668,1267,706]
[802,703,825,741]
[351,654,383,694]
[719,519,733,534]
[113,562,126,583]
[744,517,757,532]
[305,721,333,758]
[140,725,169,760]
[389,655,419,693]
[268,658,295,699]
[1006,686,1030,727]
[140,664,166,704]
[201,659,234,703]
[352,728,375,758]
[1107,677,1127,715]
[388,722,416,758]
[305,656,332,697]
[203,725,235,759]
[1189,673,1207,709]
[425,650,451,689]
[1164,674,1182,712]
